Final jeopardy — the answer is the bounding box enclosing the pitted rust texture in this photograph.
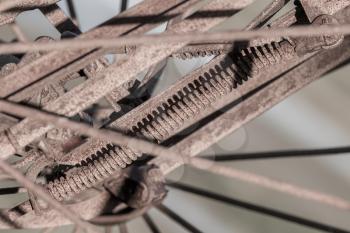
[0,0,350,230]
[46,40,296,201]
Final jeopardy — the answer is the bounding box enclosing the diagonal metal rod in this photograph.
[143,214,161,233]
[0,158,98,233]
[1,23,350,54]
[157,204,203,233]
[168,182,350,233]
[245,0,290,30]
[204,146,350,161]
[0,99,349,210]
[120,0,128,12]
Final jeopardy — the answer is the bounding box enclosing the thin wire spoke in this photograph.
[120,0,128,12]
[0,158,98,233]
[167,182,350,233]
[66,0,79,26]
[157,204,203,233]
[1,99,350,211]
[204,146,350,161]
[0,23,349,53]
[143,213,161,233]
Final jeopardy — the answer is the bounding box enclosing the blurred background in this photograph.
[1,0,350,232]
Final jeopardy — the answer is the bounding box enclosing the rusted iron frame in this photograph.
[1,84,350,211]
[6,0,222,105]
[60,1,303,165]
[0,0,203,157]
[40,3,81,34]
[149,4,350,173]
[245,0,291,30]
[161,33,350,208]
[0,0,348,229]
[0,0,253,160]
[9,0,210,104]
[0,0,198,98]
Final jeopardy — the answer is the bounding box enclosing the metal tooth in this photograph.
[247,47,264,69]
[174,98,192,118]
[194,89,210,106]
[213,74,231,94]
[139,127,156,141]
[261,45,275,64]
[208,78,225,96]
[117,147,133,165]
[71,173,84,193]
[198,85,215,103]
[267,43,280,62]
[152,113,170,137]
[145,124,163,142]
[121,146,138,161]
[100,158,114,174]
[170,101,188,121]
[94,157,108,176]
[188,92,205,110]
[87,163,102,180]
[108,148,126,168]
[272,41,283,59]
[183,96,199,114]
[254,46,269,66]
[55,177,67,200]
[77,167,92,188]
[175,49,224,60]
[157,111,174,132]
[202,81,219,100]
[162,108,179,129]
[167,108,183,125]
[238,53,257,76]
[164,104,182,126]
[62,177,74,197]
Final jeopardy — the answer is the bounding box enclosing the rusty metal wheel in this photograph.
[0,0,349,232]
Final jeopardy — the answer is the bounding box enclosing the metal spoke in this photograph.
[143,213,161,233]
[168,182,350,233]
[120,0,128,12]
[157,204,203,233]
[66,0,79,26]
[204,146,350,161]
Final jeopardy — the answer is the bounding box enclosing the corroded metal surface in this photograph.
[0,0,349,232]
